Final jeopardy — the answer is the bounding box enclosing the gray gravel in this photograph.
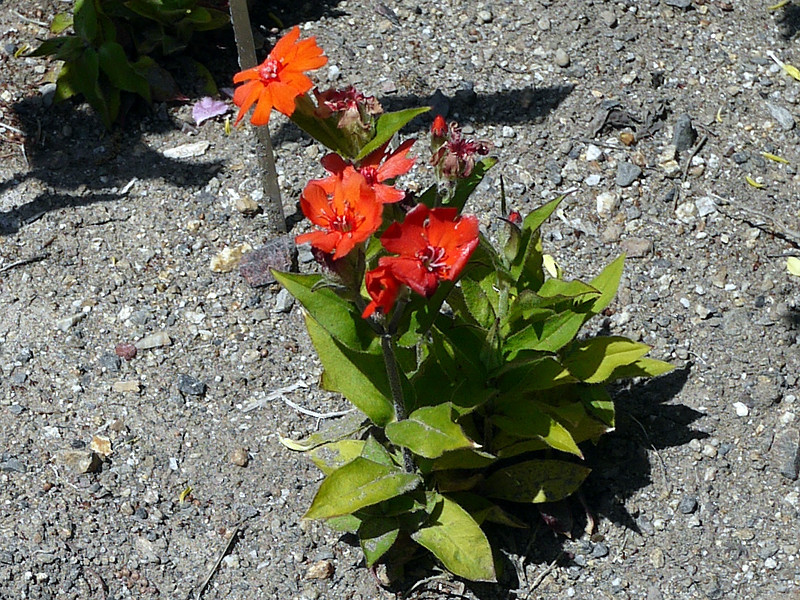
[2,1,800,599]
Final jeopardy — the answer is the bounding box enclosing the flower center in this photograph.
[359,166,378,186]
[330,213,354,233]
[258,59,282,83]
[417,245,448,273]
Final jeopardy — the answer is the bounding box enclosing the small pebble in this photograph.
[766,102,795,131]
[678,496,698,514]
[115,343,138,360]
[273,289,295,313]
[231,447,249,467]
[733,402,750,417]
[673,114,697,152]
[178,374,207,396]
[616,162,642,187]
[305,560,334,580]
[555,48,570,67]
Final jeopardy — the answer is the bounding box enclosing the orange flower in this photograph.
[295,171,382,259]
[379,204,479,298]
[318,140,415,204]
[362,265,401,318]
[233,26,327,126]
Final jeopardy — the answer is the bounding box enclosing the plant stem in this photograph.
[229,0,286,233]
[381,334,415,473]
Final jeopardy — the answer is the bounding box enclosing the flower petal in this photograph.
[296,230,340,254]
[321,152,350,176]
[267,81,299,117]
[380,203,429,256]
[299,182,333,228]
[233,81,264,125]
[250,87,274,125]
[381,256,438,298]
[269,25,301,62]
[377,139,416,181]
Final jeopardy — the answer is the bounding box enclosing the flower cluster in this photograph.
[430,115,492,180]
[232,28,482,321]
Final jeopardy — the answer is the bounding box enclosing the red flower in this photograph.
[378,204,479,297]
[362,265,401,318]
[318,140,415,204]
[295,171,382,259]
[233,26,327,126]
[431,115,447,138]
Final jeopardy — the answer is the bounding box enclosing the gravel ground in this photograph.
[2,0,800,598]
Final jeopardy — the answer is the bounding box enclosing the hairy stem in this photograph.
[381,334,415,473]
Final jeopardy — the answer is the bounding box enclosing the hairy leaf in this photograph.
[310,440,366,475]
[386,404,476,459]
[491,402,582,457]
[359,517,400,567]
[411,495,496,582]
[274,271,379,352]
[482,460,590,503]
[304,457,420,519]
[305,314,395,426]
[563,336,652,383]
[356,107,430,160]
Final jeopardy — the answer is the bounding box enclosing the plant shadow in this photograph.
[777,4,800,40]
[382,364,701,599]
[0,97,223,236]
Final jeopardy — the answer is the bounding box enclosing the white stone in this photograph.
[596,191,619,217]
[733,402,749,417]
[585,144,603,161]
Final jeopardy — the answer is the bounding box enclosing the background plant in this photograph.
[29,0,230,128]
[232,28,675,583]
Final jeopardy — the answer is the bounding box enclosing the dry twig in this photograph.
[194,526,240,600]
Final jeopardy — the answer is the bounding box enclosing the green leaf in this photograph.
[304,457,420,519]
[411,494,496,582]
[429,448,497,471]
[523,195,566,234]
[359,517,400,567]
[98,41,151,101]
[548,398,613,445]
[355,107,430,161]
[50,12,74,34]
[305,314,395,426]
[491,402,582,457]
[495,356,576,394]
[327,514,362,533]
[447,492,527,528]
[537,278,599,300]
[504,310,585,358]
[585,254,625,318]
[188,58,218,96]
[360,435,395,467]
[604,357,674,381]
[509,195,565,284]
[446,157,498,212]
[74,0,99,42]
[278,411,368,452]
[309,440,366,474]
[28,37,70,58]
[482,460,590,503]
[385,404,476,459]
[563,336,652,384]
[273,271,379,352]
[190,6,230,31]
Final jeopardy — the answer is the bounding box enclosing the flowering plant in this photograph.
[236,27,673,582]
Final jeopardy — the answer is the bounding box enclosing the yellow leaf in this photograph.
[224,115,231,136]
[179,486,193,503]
[715,107,724,123]
[760,151,789,164]
[13,44,29,58]
[542,254,560,279]
[768,0,790,10]
[745,175,765,189]
[783,63,800,81]
[788,257,800,277]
